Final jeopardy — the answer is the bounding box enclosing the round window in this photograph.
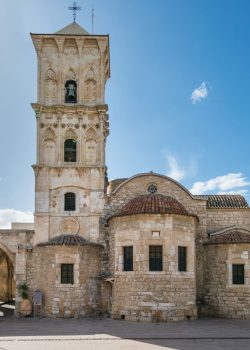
[147,184,157,193]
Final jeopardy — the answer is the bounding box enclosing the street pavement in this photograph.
[0,316,250,349]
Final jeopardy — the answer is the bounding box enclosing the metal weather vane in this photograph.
[68,2,81,22]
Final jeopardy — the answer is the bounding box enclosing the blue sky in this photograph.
[1,0,250,227]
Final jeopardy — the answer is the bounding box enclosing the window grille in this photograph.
[149,245,162,271]
[64,139,77,162]
[178,246,187,272]
[61,264,74,284]
[124,246,133,271]
[64,192,76,211]
[232,264,244,284]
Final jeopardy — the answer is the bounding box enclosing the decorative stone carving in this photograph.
[60,217,79,234]
[66,68,77,81]
[44,68,57,102]
[45,68,56,81]
[65,128,77,140]
[85,127,97,141]
[43,127,56,141]
[86,67,96,80]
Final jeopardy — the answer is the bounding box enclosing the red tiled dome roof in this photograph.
[113,194,191,218]
[204,231,250,245]
[37,234,102,247]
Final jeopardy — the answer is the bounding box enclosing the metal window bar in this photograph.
[149,246,162,271]
[232,264,244,284]
[124,246,133,271]
[178,246,187,272]
[61,264,74,284]
[65,192,75,211]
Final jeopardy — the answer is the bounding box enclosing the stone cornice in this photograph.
[31,103,108,115]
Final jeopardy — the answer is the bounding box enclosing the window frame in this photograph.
[232,264,245,285]
[123,246,133,271]
[178,246,187,272]
[149,245,163,271]
[61,263,74,284]
[64,139,77,162]
[64,192,76,211]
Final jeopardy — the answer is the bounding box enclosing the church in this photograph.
[0,19,250,322]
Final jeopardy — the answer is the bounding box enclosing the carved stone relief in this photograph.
[45,68,57,102]
[60,217,79,234]
[66,68,77,81]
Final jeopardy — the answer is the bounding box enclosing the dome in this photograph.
[112,194,192,218]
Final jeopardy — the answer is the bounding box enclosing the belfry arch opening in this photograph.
[65,80,77,103]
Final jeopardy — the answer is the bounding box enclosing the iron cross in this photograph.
[68,2,81,22]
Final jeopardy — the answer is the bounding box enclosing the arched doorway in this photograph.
[0,246,15,318]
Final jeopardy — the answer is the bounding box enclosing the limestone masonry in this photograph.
[0,21,250,322]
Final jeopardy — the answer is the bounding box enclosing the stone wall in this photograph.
[202,243,250,318]
[206,209,250,234]
[26,244,102,318]
[109,213,197,322]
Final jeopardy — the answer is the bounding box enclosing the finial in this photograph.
[68,2,81,23]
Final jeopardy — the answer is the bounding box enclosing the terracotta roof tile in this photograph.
[37,234,102,247]
[111,194,194,218]
[205,230,250,245]
[194,195,249,209]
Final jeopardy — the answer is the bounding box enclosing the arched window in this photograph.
[65,80,77,103]
[64,139,76,162]
[64,192,75,211]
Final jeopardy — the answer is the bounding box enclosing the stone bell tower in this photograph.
[31,22,110,245]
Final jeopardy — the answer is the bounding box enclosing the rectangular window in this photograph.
[232,264,244,284]
[124,246,133,271]
[178,246,187,272]
[149,245,162,271]
[61,264,74,284]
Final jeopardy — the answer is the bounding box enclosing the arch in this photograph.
[43,127,56,141]
[85,67,96,80]
[65,80,77,103]
[111,172,197,199]
[45,68,56,81]
[0,242,15,263]
[64,139,77,162]
[85,127,97,141]
[66,68,77,81]
[85,79,97,103]
[85,128,98,163]
[64,192,76,211]
[65,128,77,140]
[0,243,15,302]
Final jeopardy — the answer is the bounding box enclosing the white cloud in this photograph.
[0,209,34,229]
[191,81,208,104]
[190,173,250,195]
[166,155,185,181]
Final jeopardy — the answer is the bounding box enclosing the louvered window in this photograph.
[61,264,74,284]
[178,246,187,272]
[149,245,162,271]
[232,264,244,284]
[124,246,133,271]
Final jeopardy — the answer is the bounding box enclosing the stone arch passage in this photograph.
[0,248,15,302]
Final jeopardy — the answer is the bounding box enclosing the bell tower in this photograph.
[31,22,110,244]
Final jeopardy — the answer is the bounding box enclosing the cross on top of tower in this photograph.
[68,2,81,22]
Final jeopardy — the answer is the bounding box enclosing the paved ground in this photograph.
[0,316,250,349]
